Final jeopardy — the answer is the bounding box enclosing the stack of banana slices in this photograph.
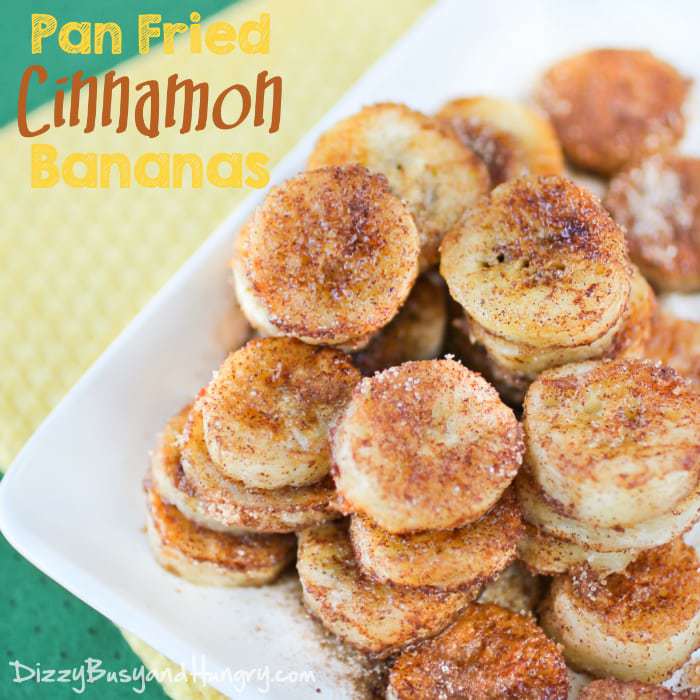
[144,47,700,699]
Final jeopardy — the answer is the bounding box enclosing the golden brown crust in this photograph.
[645,309,700,387]
[437,96,564,186]
[580,679,700,699]
[144,480,295,586]
[296,521,474,657]
[200,338,360,489]
[349,489,523,591]
[232,164,419,346]
[537,49,690,175]
[332,360,524,533]
[524,359,700,528]
[352,274,447,376]
[606,155,700,292]
[307,102,489,269]
[179,403,340,533]
[440,176,631,364]
[387,603,569,700]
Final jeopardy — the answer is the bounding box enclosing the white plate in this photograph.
[3,0,700,697]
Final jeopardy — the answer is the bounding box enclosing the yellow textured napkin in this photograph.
[1,0,432,696]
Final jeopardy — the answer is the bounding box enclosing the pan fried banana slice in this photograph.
[447,312,530,406]
[307,102,489,270]
[536,49,690,175]
[352,274,447,376]
[296,521,474,658]
[179,404,339,533]
[516,470,700,552]
[580,679,700,699]
[606,155,700,292]
[606,265,656,360]
[478,562,544,615]
[440,176,631,377]
[349,490,522,591]
[387,602,569,700]
[144,481,295,587]
[150,406,250,534]
[232,165,419,348]
[200,338,359,489]
[332,360,524,533]
[437,96,564,186]
[518,522,638,576]
[541,539,700,683]
[525,359,700,528]
[646,309,700,387]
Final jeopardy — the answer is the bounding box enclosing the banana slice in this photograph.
[605,265,656,360]
[605,155,700,292]
[646,309,700,387]
[387,602,569,699]
[296,521,474,657]
[440,176,631,377]
[541,539,700,683]
[144,480,295,587]
[478,562,544,615]
[580,679,698,699]
[517,469,700,552]
[349,489,522,591]
[232,165,419,348]
[518,522,638,576]
[446,312,530,406]
[150,406,251,534]
[437,96,564,186]
[200,338,359,490]
[353,274,447,376]
[180,404,340,533]
[525,359,700,528]
[536,49,690,175]
[332,359,524,533]
[307,102,489,270]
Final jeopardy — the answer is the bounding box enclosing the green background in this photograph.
[1,1,235,697]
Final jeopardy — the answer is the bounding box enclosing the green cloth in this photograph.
[1,2,235,696]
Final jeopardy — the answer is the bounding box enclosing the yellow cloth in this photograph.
[1,0,432,696]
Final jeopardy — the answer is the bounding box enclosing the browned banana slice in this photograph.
[606,155,700,292]
[525,359,700,528]
[387,602,569,699]
[332,360,524,533]
[352,274,447,376]
[307,103,489,269]
[150,406,250,534]
[537,49,690,175]
[144,481,295,586]
[580,679,700,699]
[437,96,564,186]
[200,337,359,489]
[440,176,631,377]
[232,165,419,347]
[349,490,522,591]
[477,561,544,615]
[541,540,700,683]
[646,309,700,387]
[296,521,474,657]
[606,265,656,360]
[516,469,700,552]
[518,522,638,576]
[179,404,339,533]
